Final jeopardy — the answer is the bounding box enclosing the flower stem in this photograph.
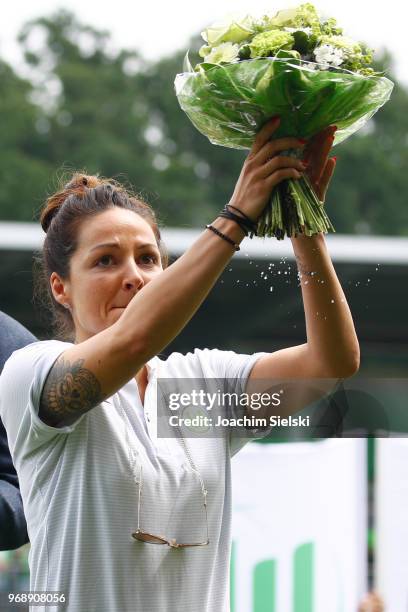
[258,174,335,239]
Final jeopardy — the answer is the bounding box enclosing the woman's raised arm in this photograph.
[38,118,309,427]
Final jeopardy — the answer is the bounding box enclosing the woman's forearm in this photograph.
[115,217,245,360]
[291,232,360,376]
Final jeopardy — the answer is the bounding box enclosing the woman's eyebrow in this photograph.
[89,242,157,253]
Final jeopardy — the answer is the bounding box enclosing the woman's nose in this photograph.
[123,262,144,292]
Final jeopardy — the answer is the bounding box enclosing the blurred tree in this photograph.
[325,51,408,235]
[0,59,52,219]
[136,38,246,225]
[16,10,155,220]
[0,11,407,235]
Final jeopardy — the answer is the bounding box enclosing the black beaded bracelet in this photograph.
[205,224,240,251]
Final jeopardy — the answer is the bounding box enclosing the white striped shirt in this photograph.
[0,341,267,612]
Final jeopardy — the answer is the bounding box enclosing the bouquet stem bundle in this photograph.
[259,173,334,239]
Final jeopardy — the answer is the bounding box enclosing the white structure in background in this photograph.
[376,438,408,612]
[231,440,367,612]
[1,222,408,264]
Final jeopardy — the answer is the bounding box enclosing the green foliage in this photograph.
[0,11,407,236]
[0,60,53,217]
[328,52,408,235]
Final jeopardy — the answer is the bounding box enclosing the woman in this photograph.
[0,117,359,611]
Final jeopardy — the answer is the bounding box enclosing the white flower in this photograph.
[313,44,344,68]
[204,42,240,64]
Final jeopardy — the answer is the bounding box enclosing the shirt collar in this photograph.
[145,355,161,378]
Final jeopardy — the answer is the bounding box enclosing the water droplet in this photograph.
[304,280,309,285]
[269,286,274,292]
[320,280,325,284]
[331,299,335,303]
[278,271,281,275]
[367,278,371,282]
[236,280,240,284]
[228,268,232,272]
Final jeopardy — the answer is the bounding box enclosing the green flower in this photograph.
[249,30,294,58]
[267,3,321,33]
[199,45,212,59]
[204,42,240,64]
[321,18,343,37]
[201,15,254,47]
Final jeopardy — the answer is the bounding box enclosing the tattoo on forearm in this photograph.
[39,357,103,427]
[295,255,317,277]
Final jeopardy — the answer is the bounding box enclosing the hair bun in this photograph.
[41,174,101,232]
[64,173,99,191]
[40,193,66,233]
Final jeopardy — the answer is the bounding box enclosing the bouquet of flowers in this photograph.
[175,3,394,239]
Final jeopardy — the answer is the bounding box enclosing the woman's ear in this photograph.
[50,272,71,310]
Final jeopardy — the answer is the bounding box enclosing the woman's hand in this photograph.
[228,116,307,221]
[302,125,337,202]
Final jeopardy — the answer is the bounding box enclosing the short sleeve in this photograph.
[192,348,272,457]
[0,340,86,461]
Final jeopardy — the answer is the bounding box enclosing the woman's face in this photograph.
[51,207,163,343]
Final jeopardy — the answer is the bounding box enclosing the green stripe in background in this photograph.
[294,542,314,612]
[253,559,277,612]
